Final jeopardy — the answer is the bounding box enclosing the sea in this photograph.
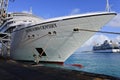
[45,52,120,78]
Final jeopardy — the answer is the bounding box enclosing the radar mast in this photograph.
[106,0,111,12]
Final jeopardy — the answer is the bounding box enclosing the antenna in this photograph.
[30,7,32,14]
[106,0,111,12]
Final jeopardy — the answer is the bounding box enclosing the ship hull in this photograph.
[10,12,116,63]
[93,49,120,53]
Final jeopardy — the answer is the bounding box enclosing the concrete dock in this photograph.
[0,57,120,80]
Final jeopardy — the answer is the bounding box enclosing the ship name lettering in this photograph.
[26,24,57,32]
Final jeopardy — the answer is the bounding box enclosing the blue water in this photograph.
[65,52,120,78]
[45,52,120,78]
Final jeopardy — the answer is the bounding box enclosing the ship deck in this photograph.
[0,56,119,80]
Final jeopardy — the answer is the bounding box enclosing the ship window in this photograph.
[8,14,11,17]
[8,21,13,25]
[28,35,30,38]
[36,48,46,56]
[5,26,16,33]
[23,20,27,22]
[17,25,23,27]
[32,34,35,37]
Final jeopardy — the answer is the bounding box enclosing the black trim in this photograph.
[13,13,117,32]
[16,60,64,64]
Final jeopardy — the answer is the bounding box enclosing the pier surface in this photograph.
[0,57,120,80]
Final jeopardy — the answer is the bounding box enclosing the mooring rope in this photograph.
[78,29,120,35]
[39,35,52,57]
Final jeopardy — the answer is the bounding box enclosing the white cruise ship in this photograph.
[93,40,120,53]
[0,0,117,64]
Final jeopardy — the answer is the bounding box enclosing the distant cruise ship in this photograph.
[93,40,120,53]
[0,0,117,64]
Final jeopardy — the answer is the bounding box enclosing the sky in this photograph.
[7,0,120,17]
[7,0,120,50]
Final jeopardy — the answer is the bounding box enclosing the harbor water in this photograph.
[46,52,120,78]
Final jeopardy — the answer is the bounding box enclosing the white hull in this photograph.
[10,12,116,63]
[93,49,120,53]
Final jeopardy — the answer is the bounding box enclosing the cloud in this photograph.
[70,8,80,15]
[77,35,120,52]
[82,34,110,47]
[107,13,120,27]
[77,34,110,52]
[115,36,120,42]
[22,11,32,14]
